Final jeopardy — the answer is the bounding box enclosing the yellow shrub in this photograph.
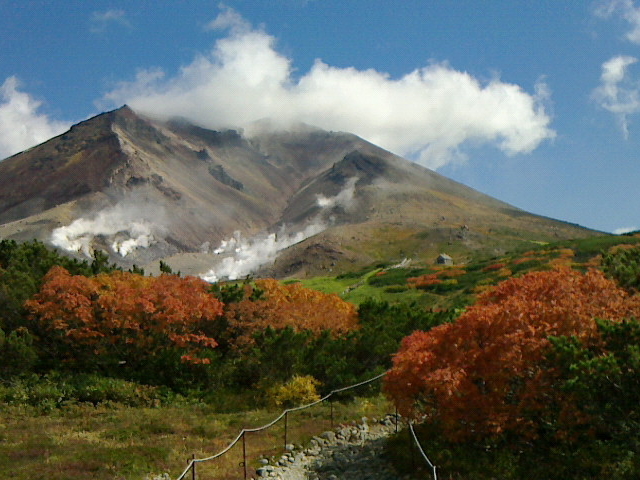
[267,375,321,408]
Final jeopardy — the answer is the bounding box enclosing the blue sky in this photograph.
[0,1,638,234]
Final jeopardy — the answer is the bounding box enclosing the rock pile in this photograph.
[253,414,405,480]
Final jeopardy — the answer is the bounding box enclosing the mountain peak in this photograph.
[0,109,598,278]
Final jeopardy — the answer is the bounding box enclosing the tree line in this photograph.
[0,239,455,407]
[7,237,639,477]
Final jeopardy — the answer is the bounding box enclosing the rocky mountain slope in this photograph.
[0,106,598,279]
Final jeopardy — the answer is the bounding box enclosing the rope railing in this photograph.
[409,420,438,480]
[175,370,437,480]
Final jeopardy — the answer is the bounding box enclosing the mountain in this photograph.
[0,106,599,278]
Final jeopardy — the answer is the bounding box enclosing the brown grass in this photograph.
[0,395,393,480]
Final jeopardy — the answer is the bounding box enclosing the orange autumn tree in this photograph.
[26,267,223,369]
[226,278,358,348]
[385,268,640,442]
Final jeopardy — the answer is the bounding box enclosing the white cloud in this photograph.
[596,0,640,44]
[592,55,640,138]
[0,76,68,160]
[90,9,131,33]
[102,7,555,169]
[204,5,251,33]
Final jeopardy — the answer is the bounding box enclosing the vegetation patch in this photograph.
[2,235,640,478]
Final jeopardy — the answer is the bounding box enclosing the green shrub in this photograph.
[367,269,413,287]
[71,375,162,407]
[0,327,37,379]
[0,373,167,409]
[602,245,640,292]
[0,374,67,411]
[384,285,408,293]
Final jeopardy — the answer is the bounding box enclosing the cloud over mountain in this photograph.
[103,6,555,169]
[0,105,598,277]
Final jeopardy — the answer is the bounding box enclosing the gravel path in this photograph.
[253,415,406,480]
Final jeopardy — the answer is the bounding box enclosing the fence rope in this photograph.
[409,420,438,480]
[175,370,436,480]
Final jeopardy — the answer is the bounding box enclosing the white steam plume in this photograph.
[316,177,358,209]
[200,224,325,283]
[200,177,358,282]
[0,77,68,160]
[102,6,555,169]
[51,201,165,257]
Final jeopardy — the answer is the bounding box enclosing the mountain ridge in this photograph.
[0,106,600,278]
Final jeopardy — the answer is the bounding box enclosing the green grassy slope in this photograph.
[296,233,640,310]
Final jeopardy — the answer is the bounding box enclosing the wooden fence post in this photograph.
[242,432,248,480]
[284,411,288,450]
[330,398,334,429]
[395,405,399,434]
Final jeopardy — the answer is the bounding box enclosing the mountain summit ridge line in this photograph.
[0,106,598,278]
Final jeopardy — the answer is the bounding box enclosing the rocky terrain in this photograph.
[253,415,404,480]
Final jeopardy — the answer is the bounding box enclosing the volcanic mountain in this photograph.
[0,106,597,278]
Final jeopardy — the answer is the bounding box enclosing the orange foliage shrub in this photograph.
[385,268,640,442]
[512,256,535,265]
[483,262,506,272]
[408,268,466,289]
[549,257,572,268]
[585,254,602,267]
[226,278,358,347]
[26,267,223,364]
[546,248,576,268]
[438,268,466,278]
[407,274,442,289]
[608,243,637,253]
